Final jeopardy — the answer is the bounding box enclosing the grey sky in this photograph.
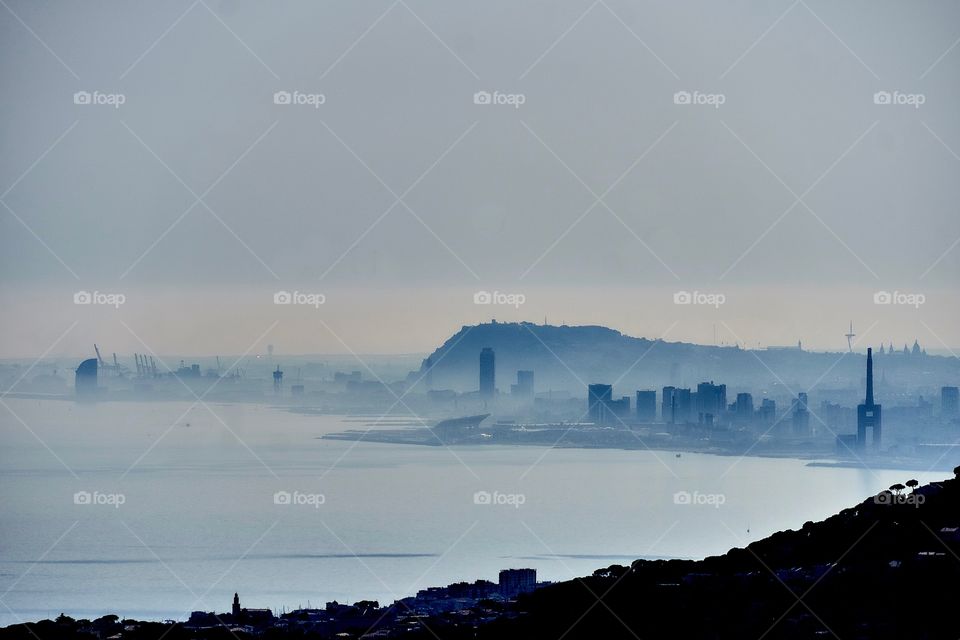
[1,1,958,357]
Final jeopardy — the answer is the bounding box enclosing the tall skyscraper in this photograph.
[792,392,810,435]
[696,381,726,424]
[735,392,754,423]
[587,384,613,423]
[661,386,676,423]
[636,390,656,422]
[857,348,882,450]
[479,348,495,399]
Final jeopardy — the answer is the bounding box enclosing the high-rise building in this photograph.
[758,398,777,427]
[479,348,495,398]
[856,348,882,450]
[942,386,959,417]
[636,390,656,422]
[734,392,754,423]
[661,386,676,423]
[696,381,726,424]
[608,396,631,420]
[792,392,810,436]
[499,568,536,598]
[662,386,692,424]
[587,384,613,423]
[511,370,534,399]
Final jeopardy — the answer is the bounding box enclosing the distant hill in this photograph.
[417,322,958,396]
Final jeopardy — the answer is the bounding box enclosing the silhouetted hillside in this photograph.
[419,322,959,395]
[473,472,960,640]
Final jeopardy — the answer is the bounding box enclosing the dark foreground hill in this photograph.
[417,321,958,394]
[471,472,960,640]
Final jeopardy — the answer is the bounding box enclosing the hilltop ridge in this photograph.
[417,321,958,394]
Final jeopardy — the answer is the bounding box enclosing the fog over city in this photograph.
[1,3,959,639]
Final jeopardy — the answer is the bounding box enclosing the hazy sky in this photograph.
[1,1,958,358]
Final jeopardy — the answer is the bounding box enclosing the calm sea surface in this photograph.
[0,399,941,624]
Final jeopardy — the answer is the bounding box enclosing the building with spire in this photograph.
[856,348,882,451]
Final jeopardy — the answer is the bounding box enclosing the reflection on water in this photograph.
[0,399,941,624]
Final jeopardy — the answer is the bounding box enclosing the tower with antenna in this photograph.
[845,321,855,352]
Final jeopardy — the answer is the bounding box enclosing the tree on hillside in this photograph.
[905,479,918,493]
